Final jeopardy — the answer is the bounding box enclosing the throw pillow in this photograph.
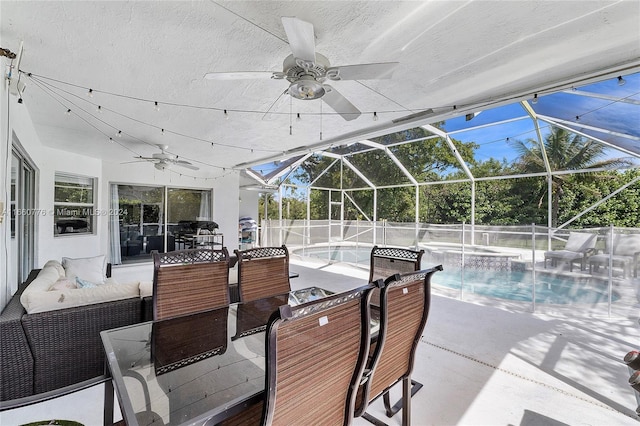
[75,277,98,288]
[62,255,106,284]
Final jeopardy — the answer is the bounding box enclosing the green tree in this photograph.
[512,127,631,227]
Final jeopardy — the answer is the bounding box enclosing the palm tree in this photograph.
[513,127,631,227]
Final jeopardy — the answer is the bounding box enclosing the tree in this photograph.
[512,127,631,227]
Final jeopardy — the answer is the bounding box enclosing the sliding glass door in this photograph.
[112,185,213,264]
[10,148,35,292]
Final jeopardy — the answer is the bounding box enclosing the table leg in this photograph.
[104,363,114,426]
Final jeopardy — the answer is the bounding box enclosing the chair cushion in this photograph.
[613,234,640,256]
[563,232,596,252]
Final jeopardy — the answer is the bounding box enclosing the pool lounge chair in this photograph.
[589,233,640,278]
[544,232,597,272]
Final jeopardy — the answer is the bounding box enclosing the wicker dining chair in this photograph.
[234,245,291,303]
[355,265,443,426]
[369,246,424,308]
[219,284,376,426]
[152,248,230,320]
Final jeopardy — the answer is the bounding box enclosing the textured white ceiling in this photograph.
[2,1,639,177]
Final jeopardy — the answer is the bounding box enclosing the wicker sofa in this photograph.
[0,261,150,403]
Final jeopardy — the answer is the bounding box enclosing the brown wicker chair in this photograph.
[221,284,375,426]
[355,265,443,426]
[152,248,230,320]
[234,245,291,303]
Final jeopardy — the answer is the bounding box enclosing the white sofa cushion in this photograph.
[24,281,141,314]
[19,263,62,309]
[62,255,107,284]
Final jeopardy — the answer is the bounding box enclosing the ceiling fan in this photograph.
[132,145,199,171]
[204,17,399,121]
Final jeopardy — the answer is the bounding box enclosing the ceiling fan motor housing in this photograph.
[284,53,331,100]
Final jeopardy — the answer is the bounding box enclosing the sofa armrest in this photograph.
[0,279,35,401]
[22,297,142,395]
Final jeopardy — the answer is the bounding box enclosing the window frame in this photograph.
[54,172,97,236]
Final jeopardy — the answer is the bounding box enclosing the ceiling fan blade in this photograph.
[322,85,361,121]
[326,62,399,81]
[204,71,276,80]
[175,162,199,171]
[281,17,316,63]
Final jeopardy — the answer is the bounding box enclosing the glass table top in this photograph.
[101,287,336,426]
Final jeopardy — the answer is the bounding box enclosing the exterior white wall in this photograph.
[239,189,259,220]
[1,116,241,309]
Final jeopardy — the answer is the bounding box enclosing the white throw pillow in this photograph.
[62,255,107,284]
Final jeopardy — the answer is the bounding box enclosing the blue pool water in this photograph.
[434,268,619,305]
[295,246,619,305]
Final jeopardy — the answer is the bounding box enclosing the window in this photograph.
[111,184,213,264]
[54,173,96,235]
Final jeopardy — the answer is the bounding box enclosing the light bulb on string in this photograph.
[88,88,94,98]
[532,94,538,104]
[154,101,160,111]
[117,130,122,137]
[65,108,71,116]
[296,113,301,122]
[97,105,103,113]
[618,76,626,86]
[373,112,378,121]
[161,128,165,136]
[224,110,229,120]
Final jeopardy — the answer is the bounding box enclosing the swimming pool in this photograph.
[434,268,619,305]
[294,245,619,305]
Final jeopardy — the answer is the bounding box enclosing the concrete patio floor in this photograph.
[1,256,639,425]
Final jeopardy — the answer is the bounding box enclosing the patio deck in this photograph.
[1,256,638,425]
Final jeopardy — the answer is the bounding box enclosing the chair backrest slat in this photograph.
[369,246,425,307]
[153,248,229,320]
[356,266,442,415]
[264,285,374,426]
[235,245,291,302]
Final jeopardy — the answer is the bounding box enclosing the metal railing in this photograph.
[261,220,640,318]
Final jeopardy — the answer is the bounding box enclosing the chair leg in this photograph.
[382,378,423,419]
[362,412,389,426]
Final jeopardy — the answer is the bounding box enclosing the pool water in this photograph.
[434,269,619,305]
[295,246,619,305]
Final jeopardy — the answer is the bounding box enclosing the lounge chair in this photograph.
[544,232,597,272]
[589,233,640,278]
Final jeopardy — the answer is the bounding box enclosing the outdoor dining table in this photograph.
[101,286,366,426]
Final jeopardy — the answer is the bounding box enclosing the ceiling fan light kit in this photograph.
[204,17,399,121]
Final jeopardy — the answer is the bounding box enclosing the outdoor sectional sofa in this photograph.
[0,257,152,403]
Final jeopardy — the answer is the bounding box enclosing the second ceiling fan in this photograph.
[204,17,399,121]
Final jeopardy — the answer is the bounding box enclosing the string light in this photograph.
[65,108,71,115]
[224,109,229,119]
[117,130,122,137]
[109,137,114,143]
[296,113,301,122]
[88,88,93,97]
[97,105,103,113]
[154,101,160,111]
[532,94,538,104]
[161,128,165,136]
[617,76,626,86]
[575,115,580,121]
[17,97,23,104]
